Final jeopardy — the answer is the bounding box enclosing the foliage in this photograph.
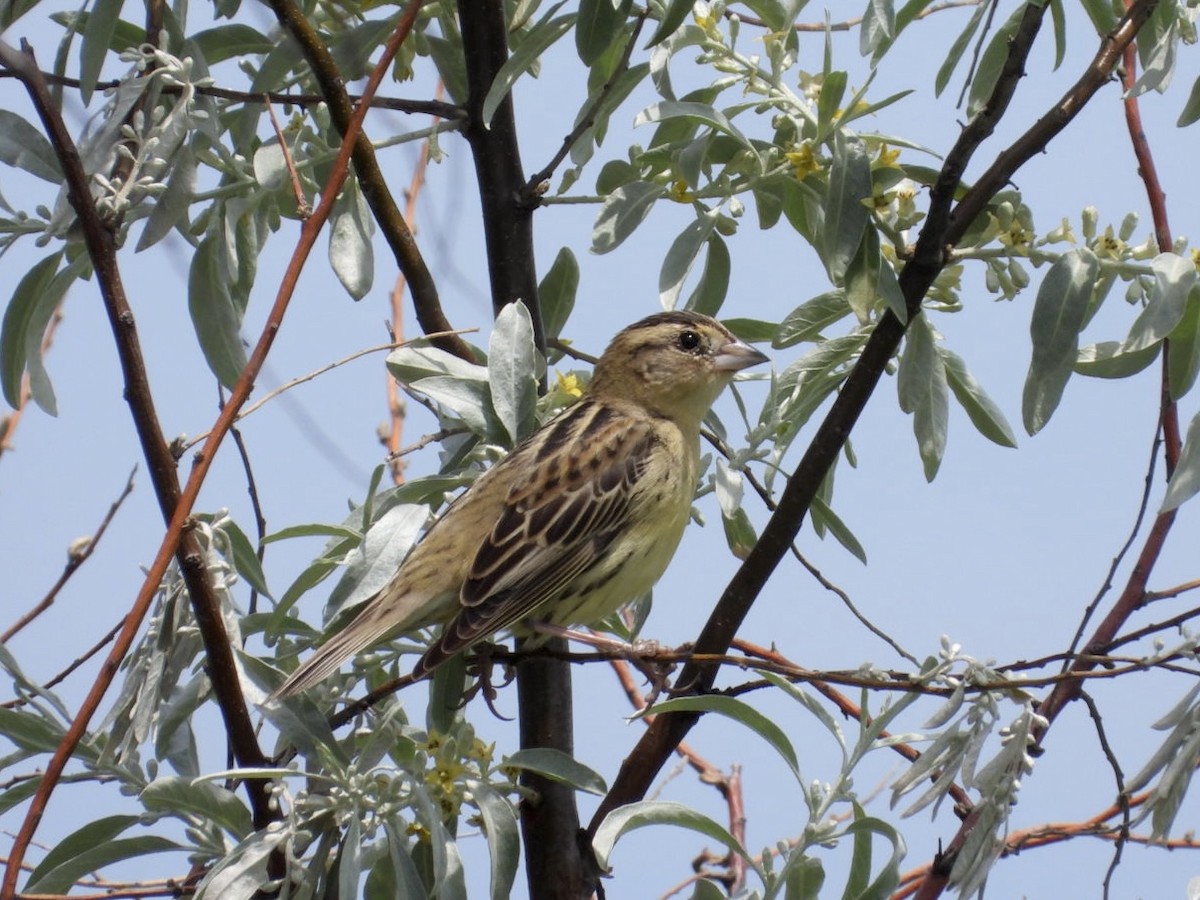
[2,0,1200,898]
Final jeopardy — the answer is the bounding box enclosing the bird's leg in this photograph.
[462,640,515,720]
[528,622,676,705]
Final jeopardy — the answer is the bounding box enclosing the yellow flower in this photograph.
[786,142,820,180]
[270,312,768,699]
[1095,225,1125,260]
[556,371,583,399]
[670,178,695,202]
[875,143,901,168]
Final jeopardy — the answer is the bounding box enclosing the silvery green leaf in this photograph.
[713,458,744,519]
[539,247,579,340]
[1022,248,1099,435]
[324,503,429,621]
[575,0,629,65]
[329,179,375,301]
[1,250,63,412]
[633,100,757,161]
[467,779,520,900]
[78,0,122,104]
[941,347,1018,448]
[503,748,607,795]
[1168,289,1200,399]
[387,341,489,385]
[774,291,852,348]
[0,110,62,182]
[592,181,667,254]
[810,494,866,563]
[194,829,287,899]
[1075,340,1160,379]
[1178,72,1200,126]
[482,4,574,126]
[25,816,182,894]
[1161,409,1200,512]
[137,144,198,252]
[684,233,731,316]
[965,4,1025,117]
[645,0,692,47]
[934,0,988,97]
[337,817,363,900]
[140,776,253,839]
[489,301,539,445]
[1125,253,1198,352]
[822,132,871,284]
[660,211,718,309]
[188,234,248,389]
[592,800,755,875]
[897,315,948,481]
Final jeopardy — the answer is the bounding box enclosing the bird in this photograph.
[269,310,768,701]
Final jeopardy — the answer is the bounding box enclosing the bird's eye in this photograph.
[677,329,702,352]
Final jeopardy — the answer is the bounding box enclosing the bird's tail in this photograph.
[268,593,407,701]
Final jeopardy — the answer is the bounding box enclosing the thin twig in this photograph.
[264,96,312,218]
[2,467,135,643]
[182,330,475,449]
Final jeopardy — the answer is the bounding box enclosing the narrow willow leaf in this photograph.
[643,695,801,782]
[575,0,628,65]
[1125,253,1198,351]
[539,247,579,340]
[592,800,753,873]
[774,291,852,348]
[1075,340,1160,379]
[482,5,574,127]
[137,143,198,251]
[934,0,988,97]
[219,518,272,598]
[503,748,607,794]
[646,0,693,47]
[897,315,948,480]
[859,0,895,57]
[941,347,1017,448]
[722,317,777,344]
[0,110,62,182]
[810,494,866,563]
[1022,249,1099,435]
[1168,290,1200,400]
[1177,73,1200,127]
[591,181,667,253]
[1,251,63,411]
[188,234,247,389]
[78,0,122,103]
[32,840,183,889]
[467,780,520,900]
[140,776,254,839]
[966,5,1025,117]
[1161,410,1200,512]
[488,301,538,445]
[329,180,375,300]
[660,211,717,309]
[684,233,731,315]
[634,100,757,158]
[816,69,848,138]
[823,132,871,283]
[192,23,273,63]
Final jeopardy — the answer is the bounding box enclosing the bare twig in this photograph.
[0,5,425,888]
[265,97,312,218]
[2,467,135,643]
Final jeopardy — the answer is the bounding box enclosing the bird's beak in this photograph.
[713,338,770,373]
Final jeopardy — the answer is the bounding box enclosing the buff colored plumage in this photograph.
[270,311,768,700]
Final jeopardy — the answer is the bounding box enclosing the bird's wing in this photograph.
[411,401,656,676]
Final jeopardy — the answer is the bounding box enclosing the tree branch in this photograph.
[264,0,476,362]
[0,5,424,890]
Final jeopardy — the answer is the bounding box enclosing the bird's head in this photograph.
[588,311,769,427]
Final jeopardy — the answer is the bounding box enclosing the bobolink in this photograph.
[271,310,768,699]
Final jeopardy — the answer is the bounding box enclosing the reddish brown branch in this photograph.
[0,6,424,892]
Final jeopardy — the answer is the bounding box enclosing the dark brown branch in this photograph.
[264,0,476,362]
[1,6,425,889]
[0,40,277,890]
[0,69,464,118]
[587,0,1155,866]
[458,0,545,346]
[523,12,647,203]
